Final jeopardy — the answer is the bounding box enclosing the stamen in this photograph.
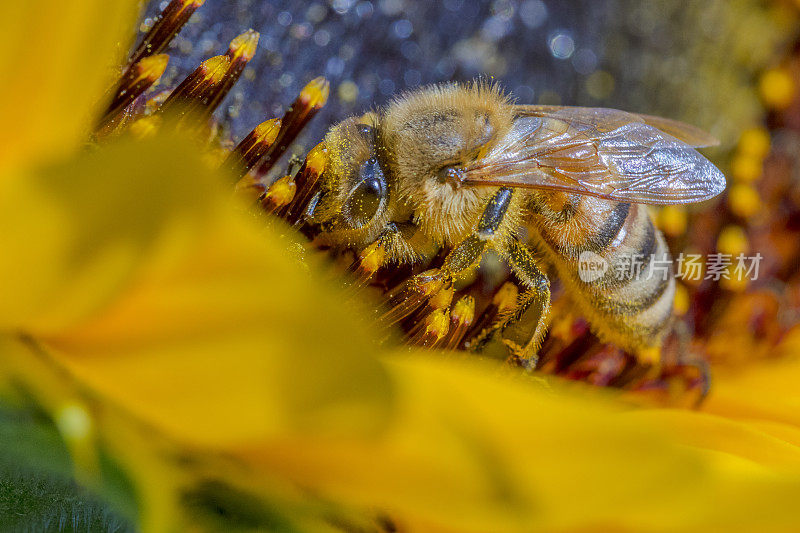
[358,240,387,278]
[464,281,518,349]
[445,295,476,350]
[203,30,260,114]
[226,118,283,178]
[129,116,163,139]
[285,143,328,224]
[429,285,454,310]
[419,308,451,347]
[97,54,169,131]
[261,175,296,213]
[380,270,448,328]
[255,77,330,176]
[158,55,231,119]
[126,0,207,68]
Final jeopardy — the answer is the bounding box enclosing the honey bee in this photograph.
[307,82,725,363]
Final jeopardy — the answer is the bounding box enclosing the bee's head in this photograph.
[312,116,392,245]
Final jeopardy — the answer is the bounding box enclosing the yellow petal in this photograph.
[703,341,800,431]
[0,135,214,333]
[0,1,141,175]
[234,355,800,532]
[0,132,392,441]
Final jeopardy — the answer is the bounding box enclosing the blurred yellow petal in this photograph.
[0,1,140,174]
[0,133,392,442]
[233,355,800,533]
[0,337,385,533]
[0,135,214,333]
[703,346,800,431]
[625,409,800,470]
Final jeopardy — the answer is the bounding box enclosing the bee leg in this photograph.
[440,187,514,276]
[385,188,512,332]
[494,238,552,369]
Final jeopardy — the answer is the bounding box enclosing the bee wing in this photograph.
[517,105,720,148]
[460,105,726,205]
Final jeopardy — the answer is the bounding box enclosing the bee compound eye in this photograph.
[344,157,387,229]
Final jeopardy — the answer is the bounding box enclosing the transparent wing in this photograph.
[517,105,720,148]
[460,106,726,205]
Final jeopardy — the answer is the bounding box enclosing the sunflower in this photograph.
[2,1,800,532]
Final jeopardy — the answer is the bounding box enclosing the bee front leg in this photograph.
[440,187,514,277]
[491,238,552,369]
[384,188,513,333]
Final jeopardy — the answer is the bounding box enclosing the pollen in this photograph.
[716,225,749,256]
[657,205,688,237]
[738,127,771,160]
[728,183,762,219]
[673,283,690,316]
[423,308,451,342]
[305,143,328,175]
[359,240,387,275]
[263,175,297,209]
[731,154,763,183]
[228,29,260,62]
[414,271,448,298]
[451,295,475,327]
[301,76,331,110]
[759,67,796,110]
[430,285,455,310]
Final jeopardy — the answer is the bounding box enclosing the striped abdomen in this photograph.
[525,191,675,351]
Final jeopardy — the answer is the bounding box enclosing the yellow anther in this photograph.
[129,116,162,139]
[430,286,454,310]
[263,176,296,207]
[738,127,771,160]
[135,54,169,84]
[301,77,330,109]
[254,118,282,145]
[716,225,749,256]
[493,282,519,313]
[451,295,475,327]
[728,184,762,219]
[181,0,207,11]
[359,241,386,275]
[759,67,796,110]
[305,143,328,174]
[200,55,231,83]
[228,30,259,61]
[730,154,763,183]
[424,308,451,341]
[145,91,170,114]
[673,283,690,316]
[657,205,687,237]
